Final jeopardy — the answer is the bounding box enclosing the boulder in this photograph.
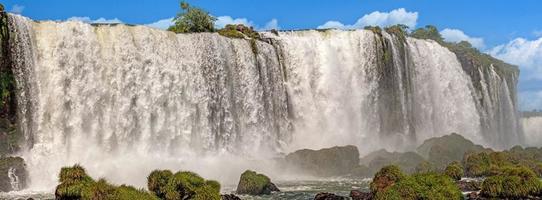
[360,149,425,174]
[313,192,347,200]
[285,145,360,177]
[0,156,27,192]
[350,190,372,200]
[416,133,490,169]
[221,194,241,200]
[236,170,279,195]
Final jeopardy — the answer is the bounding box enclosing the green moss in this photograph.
[372,169,462,200]
[480,166,542,198]
[364,26,382,37]
[217,24,261,40]
[236,170,274,195]
[147,170,173,199]
[384,24,408,43]
[55,165,158,200]
[370,165,405,194]
[444,161,463,181]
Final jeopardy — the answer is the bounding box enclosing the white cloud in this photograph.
[317,8,418,30]
[263,19,279,30]
[215,16,254,29]
[145,18,174,30]
[489,37,542,80]
[11,4,25,14]
[440,28,485,49]
[68,16,123,24]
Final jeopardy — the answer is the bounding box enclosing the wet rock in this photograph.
[236,170,279,195]
[314,192,347,200]
[457,179,481,191]
[0,156,27,192]
[285,145,360,177]
[350,190,372,200]
[221,194,241,200]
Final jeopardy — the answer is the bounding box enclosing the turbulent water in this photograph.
[5,14,522,191]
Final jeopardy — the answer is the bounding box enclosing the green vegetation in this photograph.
[463,146,542,177]
[0,4,3,12]
[444,161,463,181]
[480,166,542,198]
[371,165,462,200]
[168,1,216,33]
[217,24,261,40]
[56,165,158,200]
[56,165,220,200]
[236,170,279,195]
[384,24,409,42]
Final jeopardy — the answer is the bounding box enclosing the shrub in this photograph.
[480,166,542,198]
[373,172,462,200]
[218,24,261,40]
[168,1,216,33]
[444,161,463,180]
[164,171,221,200]
[55,165,158,200]
[147,170,173,199]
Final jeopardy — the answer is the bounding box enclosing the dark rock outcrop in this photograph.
[285,145,360,177]
[0,156,27,192]
[236,170,279,195]
[313,192,347,200]
[350,190,372,200]
[416,133,490,169]
[360,149,425,174]
[221,194,241,200]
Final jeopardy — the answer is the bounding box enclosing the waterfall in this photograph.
[5,14,522,190]
[7,167,20,191]
[522,116,542,147]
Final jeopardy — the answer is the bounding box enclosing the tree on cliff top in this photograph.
[168,1,216,33]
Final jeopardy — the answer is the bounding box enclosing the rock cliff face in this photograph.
[3,14,522,189]
[0,157,27,192]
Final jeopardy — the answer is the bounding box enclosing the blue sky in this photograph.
[3,0,542,110]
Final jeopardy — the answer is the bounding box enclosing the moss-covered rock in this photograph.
[373,172,462,200]
[314,192,348,200]
[236,170,279,195]
[480,165,542,198]
[55,165,158,200]
[444,161,463,181]
[369,165,405,194]
[285,145,360,177]
[163,171,221,200]
[361,149,425,174]
[218,24,260,40]
[0,156,27,192]
[416,133,490,170]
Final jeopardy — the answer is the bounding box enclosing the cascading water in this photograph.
[7,167,20,191]
[522,116,542,147]
[4,14,522,190]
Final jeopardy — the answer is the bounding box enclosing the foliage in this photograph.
[55,165,158,200]
[147,170,173,199]
[371,167,462,200]
[0,4,3,12]
[370,165,405,194]
[218,24,260,40]
[414,161,435,174]
[444,161,463,180]
[463,147,542,178]
[56,165,220,200]
[163,171,221,200]
[384,24,409,42]
[236,170,273,195]
[167,1,216,33]
[480,165,542,198]
[364,26,382,37]
[410,25,444,43]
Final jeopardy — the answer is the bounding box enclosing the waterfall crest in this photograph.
[5,14,522,189]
